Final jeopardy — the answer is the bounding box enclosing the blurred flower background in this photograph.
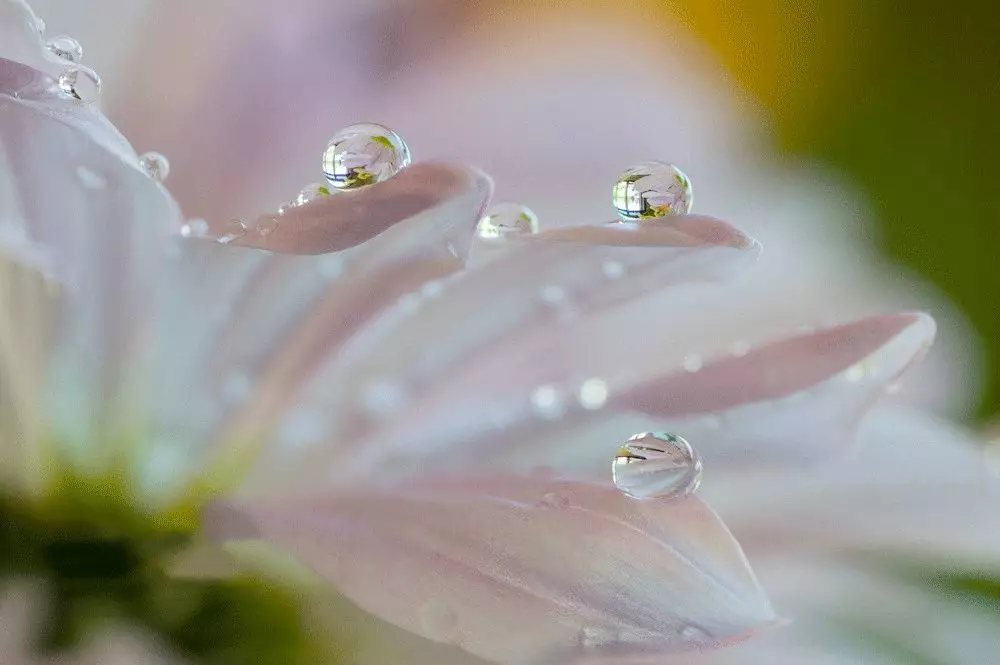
[6,0,1000,663]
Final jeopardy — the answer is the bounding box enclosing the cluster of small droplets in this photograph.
[216,220,248,245]
[612,161,693,221]
[612,432,703,500]
[138,152,170,183]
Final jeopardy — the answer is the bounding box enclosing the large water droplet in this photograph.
[322,122,410,190]
[612,432,703,500]
[57,66,102,103]
[138,152,170,183]
[46,35,83,63]
[476,203,539,240]
[577,378,609,410]
[419,600,460,644]
[612,161,693,221]
[295,182,331,206]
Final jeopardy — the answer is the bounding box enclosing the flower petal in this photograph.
[233,163,491,255]
[0,0,58,75]
[1,58,182,458]
[265,216,759,485]
[210,474,775,665]
[615,312,936,466]
[133,164,490,499]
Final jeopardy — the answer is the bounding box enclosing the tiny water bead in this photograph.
[476,203,539,240]
[180,218,210,238]
[612,161,693,221]
[612,432,703,500]
[322,123,411,191]
[138,152,170,183]
[46,35,83,63]
[216,220,248,245]
[57,66,102,103]
[295,183,331,206]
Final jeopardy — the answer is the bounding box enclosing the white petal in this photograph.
[209,474,774,665]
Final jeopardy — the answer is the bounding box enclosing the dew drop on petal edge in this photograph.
[612,161,693,221]
[46,35,83,63]
[476,203,539,239]
[57,66,102,103]
[139,152,170,183]
[612,432,703,500]
[322,123,411,191]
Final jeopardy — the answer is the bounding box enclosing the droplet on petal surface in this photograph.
[46,35,83,63]
[57,66,102,103]
[180,218,209,238]
[295,182,331,206]
[476,203,539,239]
[216,220,248,245]
[138,152,170,183]
[612,161,693,221]
[612,432,703,500]
[322,122,411,190]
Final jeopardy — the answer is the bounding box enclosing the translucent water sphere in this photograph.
[476,203,540,239]
[138,152,170,183]
[57,66,102,103]
[321,123,411,191]
[612,161,693,221]
[612,432,703,500]
[46,35,83,63]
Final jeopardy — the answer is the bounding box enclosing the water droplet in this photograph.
[34,15,46,34]
[75,165,105,190]
[57,66,102,103]
[317,255,343,279]
[680,624,708,641]
[612,161,693,221]
[180,218,210,238]
[276,203,293,216]
[216,220,248,245]
[730,340,751,357]
[531,384,566,420]
[683,354,703,373]
[421,280,444,299]
[612,432,703,500]
[361,378,408,417]
[256,216,280,237]
[295,182,331,206]
[476,203,539,240]
[578,378,609,410]
[46,35,83,63]
[540,284,567,305]
[322,122,410,190]
[446,241,459,258]
[419,600,460,644]
[845,363,868,383]
[138,152,170,183]
[602,260,625,279]
[222,371,253,405]
[539,491,570,508]
[579,627,618,648]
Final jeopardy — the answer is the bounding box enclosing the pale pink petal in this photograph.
[704,405,1000,562]
[405,313,935,481]
[133,164,490,499]
[260,217,758,487]
[1,57,181,457]
[209,474,774,665]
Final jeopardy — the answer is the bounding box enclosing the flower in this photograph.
[3,2,999,665]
